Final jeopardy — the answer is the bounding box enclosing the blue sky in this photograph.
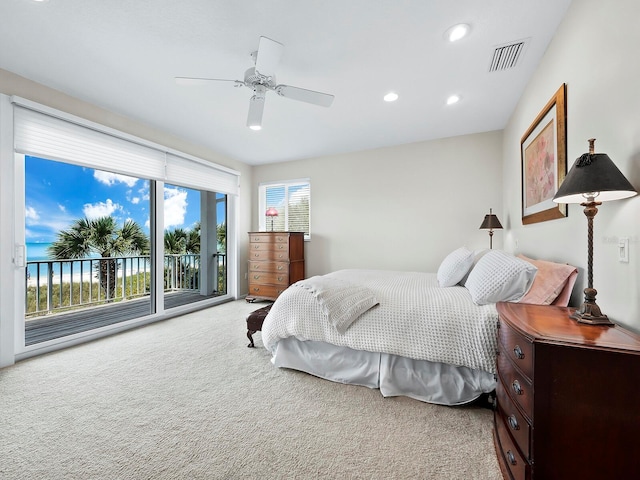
[25,156,205,244]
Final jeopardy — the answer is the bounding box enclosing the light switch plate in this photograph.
[618,237,629,263]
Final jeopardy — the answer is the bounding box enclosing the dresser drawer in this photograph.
[247,283,287,299]
[250,242,290,252]
[497,381,531,460]
[248,261,290,273]
[498,352,534,422]
[499,320,534,381]
[495,412,530,480]
[249,272,289,286]
[250,233,290,244]
[249,249,290,261]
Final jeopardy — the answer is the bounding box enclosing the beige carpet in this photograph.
[0,300,501,479]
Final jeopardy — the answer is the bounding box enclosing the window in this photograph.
[5,96,240,355]
[259,179,310,239]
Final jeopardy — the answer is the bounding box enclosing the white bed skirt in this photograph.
[271,337,496,406]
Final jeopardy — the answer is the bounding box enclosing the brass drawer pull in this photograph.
[277,266,284,270]
[506,450,517,466]
[508,415,520,430]
[277,276,284,281]
[512,380,523,395]
[513,345,525,360]
[253,275,260,280]
[254,245,260,249]
[278,245,285,249]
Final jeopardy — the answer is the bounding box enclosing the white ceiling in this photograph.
[0,0,572,166]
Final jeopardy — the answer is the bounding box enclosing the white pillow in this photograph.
[437,247,475,287]
[464,250,538,305]
[458,248,490,286]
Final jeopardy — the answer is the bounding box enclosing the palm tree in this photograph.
[164,225,201,290]
[48,216,148,301]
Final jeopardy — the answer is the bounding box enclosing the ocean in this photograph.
[26,242,53,262]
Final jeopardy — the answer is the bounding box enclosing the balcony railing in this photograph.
[25,253,226,317]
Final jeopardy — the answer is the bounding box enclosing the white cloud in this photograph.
[164,187,188,228]
[25,206,40,222]
[83,199,121,219]
[94,171,138,187]
[131,197,140,204]
[58,204,66,213]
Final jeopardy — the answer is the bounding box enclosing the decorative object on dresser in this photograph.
[479,208,503,249]
[494,302,640,479]
[265,207,279,231]
[553,138,638,325]
[247,232,304,302]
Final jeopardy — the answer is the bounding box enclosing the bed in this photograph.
[261,248,578,405]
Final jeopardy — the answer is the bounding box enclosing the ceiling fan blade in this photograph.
[175,76,243,87]
[275,85,334,107]
[255,36,284,78]
[247,92,266,130]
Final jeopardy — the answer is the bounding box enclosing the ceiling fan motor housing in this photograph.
[244,67,275,89]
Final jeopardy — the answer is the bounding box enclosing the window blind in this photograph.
[12,97,239,195]
[260,180,310,238]
[165,153,238,195]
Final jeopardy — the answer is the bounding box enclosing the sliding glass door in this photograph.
[23,156,153,345]
[162,185,227,310]
[2,96,240,361]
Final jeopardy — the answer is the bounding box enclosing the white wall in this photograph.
[253,131,503,276]
[502,0,640,331]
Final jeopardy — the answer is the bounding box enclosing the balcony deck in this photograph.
[25,290,220,346]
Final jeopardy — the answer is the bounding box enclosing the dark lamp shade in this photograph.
[480,214,503,230]
[553,152,637,204]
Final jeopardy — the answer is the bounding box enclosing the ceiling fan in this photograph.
[175,36,334,130]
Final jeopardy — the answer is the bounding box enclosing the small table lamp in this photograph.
[265,207,279,231]
[553,138,638,325]
[479,208,503,249]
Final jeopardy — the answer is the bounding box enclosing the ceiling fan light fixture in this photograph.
[384,92,399,102]
[249,125,262,131]
[445,23,470,42]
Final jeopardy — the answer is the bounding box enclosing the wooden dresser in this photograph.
[494,302,640,479]
[247,232,305,301]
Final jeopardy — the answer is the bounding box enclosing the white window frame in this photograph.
[258,179,311,240]
[0,94,241,365]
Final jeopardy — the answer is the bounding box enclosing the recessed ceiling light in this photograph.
[383,92,399,102]
[446,95,461,105]
[445,23,470,42]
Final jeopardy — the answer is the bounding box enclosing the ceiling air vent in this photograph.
[489,39,529,72]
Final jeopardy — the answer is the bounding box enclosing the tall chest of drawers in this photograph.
[247,232,305,301]
[494,302,640,479]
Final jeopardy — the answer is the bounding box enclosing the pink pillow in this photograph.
[517,255,578,306]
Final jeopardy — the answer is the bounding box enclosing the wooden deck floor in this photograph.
[25,291,221,346]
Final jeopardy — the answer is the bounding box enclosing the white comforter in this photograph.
[262,269,499,374]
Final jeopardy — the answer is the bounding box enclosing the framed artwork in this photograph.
[521,84,567,224]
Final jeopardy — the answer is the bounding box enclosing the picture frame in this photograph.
[521,83,567,225]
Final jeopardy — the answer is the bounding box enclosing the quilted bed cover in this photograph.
[262,269,499,374]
